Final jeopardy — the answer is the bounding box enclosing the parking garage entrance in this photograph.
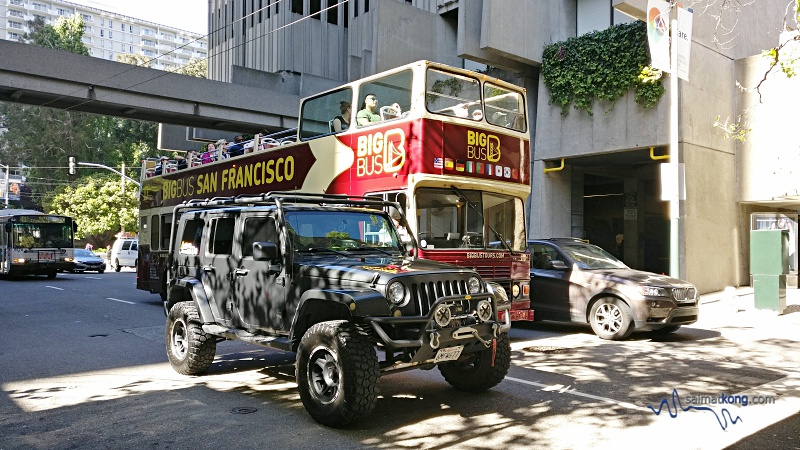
[571,150,670,274]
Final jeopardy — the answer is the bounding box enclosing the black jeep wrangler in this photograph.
[163,192,511,427]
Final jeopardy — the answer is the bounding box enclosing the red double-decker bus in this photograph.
[137,60,533,320]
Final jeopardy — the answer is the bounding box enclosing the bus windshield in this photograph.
[11,223,73,249]
[415,187,526,252]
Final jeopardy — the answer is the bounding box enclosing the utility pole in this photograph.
[120,162,125,236]
[1,163,9,208]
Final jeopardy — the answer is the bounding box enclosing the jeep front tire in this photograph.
[296,320,379,427]
[166,302,216,375]
[438,333,511,392]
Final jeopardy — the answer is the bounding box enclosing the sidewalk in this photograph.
[695,285,800,338]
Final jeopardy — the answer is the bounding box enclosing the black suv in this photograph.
[163,192,511,427]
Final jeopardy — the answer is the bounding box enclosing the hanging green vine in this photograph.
[541,20,665,116]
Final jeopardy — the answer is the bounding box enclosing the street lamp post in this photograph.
[1,163,9,208]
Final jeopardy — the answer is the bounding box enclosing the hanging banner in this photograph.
[676,5,693,81]
[647,0,672,73]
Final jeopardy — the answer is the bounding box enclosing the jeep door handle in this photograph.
[234,268,250,277]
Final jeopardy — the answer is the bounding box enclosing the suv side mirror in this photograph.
[253,241,278,261]
[551,260,569,270]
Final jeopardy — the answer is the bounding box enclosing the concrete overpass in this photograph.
[0,39,304,148]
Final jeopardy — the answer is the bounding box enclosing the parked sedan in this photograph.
[72,249,106,273]
[529,238,698,340]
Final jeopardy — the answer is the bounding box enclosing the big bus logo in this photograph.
[467,130,501,163]
[356,128,406,177]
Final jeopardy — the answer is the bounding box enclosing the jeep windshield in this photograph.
[285,210,404,254]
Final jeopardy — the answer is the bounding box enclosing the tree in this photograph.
[22,15,88,55]
[171,57,208,78]
[0,14,158,209]
[116,53,153,68]
[47,174,138,246]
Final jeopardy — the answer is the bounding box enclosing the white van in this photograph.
[110,238,138,272]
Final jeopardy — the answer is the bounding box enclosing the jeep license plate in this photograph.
[433,345,463,363]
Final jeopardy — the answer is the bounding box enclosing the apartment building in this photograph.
[0,0,208,72]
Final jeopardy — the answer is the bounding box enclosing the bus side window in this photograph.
[151,215,159,250]
[160,214,172,250]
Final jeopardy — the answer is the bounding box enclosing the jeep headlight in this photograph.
[387,281,408,306]
[639,286,669,297]
[468,276,482,294]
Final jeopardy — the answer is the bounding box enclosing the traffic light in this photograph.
[69,157,75,175]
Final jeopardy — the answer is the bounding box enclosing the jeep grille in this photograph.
[410,279,471,316]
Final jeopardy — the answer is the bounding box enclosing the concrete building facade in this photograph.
[214,0,799,293]
[0,0,207,72]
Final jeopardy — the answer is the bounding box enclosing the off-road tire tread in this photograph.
[439,332,511,392]
[296,320,379,427]
[166,302,216,375]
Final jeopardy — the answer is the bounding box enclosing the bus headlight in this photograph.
[511,283,520,298]
[387,281,408,307]
[14,258,26,263]
[468,276,482,294]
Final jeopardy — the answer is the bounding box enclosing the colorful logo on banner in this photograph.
[647,0,671,72]
[356,128,406,177]
[437,129,518,181]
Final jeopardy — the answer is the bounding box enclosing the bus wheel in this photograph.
[165,302,216,375]
[47,270,57,279]
[438,333,510,392]
[296,321,379,427]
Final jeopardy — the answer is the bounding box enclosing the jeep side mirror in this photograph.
[3,223,10,233]
[551,260,569,270]
[253,241,279,262]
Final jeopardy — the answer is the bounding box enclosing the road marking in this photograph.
[46,286,64,290]
[504,376,649,411]
[106,297,135,305]
[84,276,103,280]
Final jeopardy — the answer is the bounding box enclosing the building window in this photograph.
[9,10,24,18]
[108,53,114,60]
[33,3,48,12]
[100,29,104,38]
[9,20,26,29]
[100,18,104,26]
[33,14,46,22]
[129,25,133,32]
[310,0,321,20]
[109,31,113,39]
[8,32,21,40]
[81,14,92,22]
[291,0,303,14]
[354,0,359,17]
[344,1,348,27]
[109,19,113,28]
[84,26,93,33]
[57,8,71,16]
[327,0,338,24]
[365,0,370,13]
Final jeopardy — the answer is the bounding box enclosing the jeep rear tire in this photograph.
[438,333,510,392]
[296,321,379,427]
[166,302,216,375]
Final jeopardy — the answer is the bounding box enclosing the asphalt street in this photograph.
[0,272,798,449]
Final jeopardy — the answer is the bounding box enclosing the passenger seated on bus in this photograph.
[453,103,469,118]
[228,135,245,157]
[201,142,216,164]
[332,101,351,132]
[471,109,483,121]
[216,139,230,159]
[356,94,381,126]
[175,149,196,170]
[154,156,170,175]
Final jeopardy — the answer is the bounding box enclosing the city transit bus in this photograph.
[0,209,77,278]
[137,60,533,320]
